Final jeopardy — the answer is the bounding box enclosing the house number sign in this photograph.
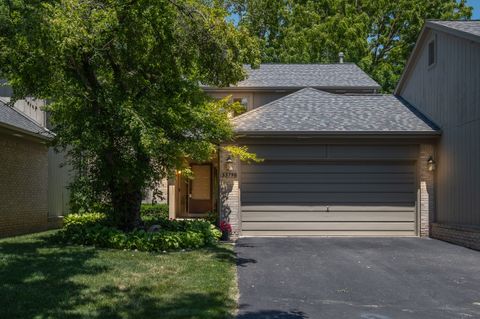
[222,172,237,178]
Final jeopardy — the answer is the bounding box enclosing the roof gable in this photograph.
[396,20,480,94]
[427,20,480,42]
[232,88,438,135]
[0,99,53,140]
[205,63,380,90]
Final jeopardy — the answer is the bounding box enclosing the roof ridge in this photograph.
[427,19,480,22]
[244,63,357,66]
[233,89,438,134]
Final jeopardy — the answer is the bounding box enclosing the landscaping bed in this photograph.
[57,204,223,252]
[0,231,237,319]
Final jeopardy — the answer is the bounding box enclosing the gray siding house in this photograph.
[169,63,440,238]
[396,20,480,249]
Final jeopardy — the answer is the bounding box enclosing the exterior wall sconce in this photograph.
[225,155,234,172]
[427,156,436,171]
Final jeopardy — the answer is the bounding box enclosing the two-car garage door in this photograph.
[240,144,418,236]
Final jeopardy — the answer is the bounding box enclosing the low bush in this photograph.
[63,212,108,228]
[140,203,169,220]
[58,212,221,251]
[205,210,219,226]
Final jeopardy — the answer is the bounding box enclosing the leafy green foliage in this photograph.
[63,212,107,228]
[140,203,169,220]
[223,145,263,163]
[59,213,221,251]
[229,0,472,92]
[206,210,220,226]
[0,0,259,230]
[62,212,109,239]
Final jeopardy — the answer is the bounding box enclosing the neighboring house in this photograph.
[168,63,440,238]
[0,97,51,237]
[0,96,70,237]
[396,20,480,250]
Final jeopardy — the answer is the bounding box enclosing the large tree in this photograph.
[0,0,259,230]
[230,0,472,92]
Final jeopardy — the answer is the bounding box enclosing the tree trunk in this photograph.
[111,186,143,231]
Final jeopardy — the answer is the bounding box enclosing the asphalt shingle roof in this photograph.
[220,64,380,89]
[232,88,438,134]
[428,20,480,39]
[0,98,53,139]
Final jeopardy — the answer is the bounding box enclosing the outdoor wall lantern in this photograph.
[225,155,234,172]
[427,156,436,171]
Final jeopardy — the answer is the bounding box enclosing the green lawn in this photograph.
[0,231,237,319]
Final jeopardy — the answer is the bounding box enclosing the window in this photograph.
[232,97,248,116]
[428,38,436,67]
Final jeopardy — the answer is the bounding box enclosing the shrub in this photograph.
[58,213,221,251]
[141,218,222,246]
[205,210,219,225]
[63,212,107,228]
[140,203,169,220]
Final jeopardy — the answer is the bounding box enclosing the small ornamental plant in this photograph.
[219,221,232,241]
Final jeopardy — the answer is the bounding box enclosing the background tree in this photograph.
[0,0,259,230]
[230,0,472,92]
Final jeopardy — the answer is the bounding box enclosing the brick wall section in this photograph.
[0,133,49,237]
[418,144,435,237]
[431,223,480,251]
[219,148,241,238]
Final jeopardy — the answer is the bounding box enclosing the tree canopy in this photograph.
[0,0,259,229]
[229,0,472,91]
[0,0,474,230]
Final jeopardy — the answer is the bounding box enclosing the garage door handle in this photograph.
[326,206,329,212]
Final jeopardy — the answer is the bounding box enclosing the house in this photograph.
[0,90,72,237]
[0,97,52,237]
[168,63,440,238]
[396,20,480,250]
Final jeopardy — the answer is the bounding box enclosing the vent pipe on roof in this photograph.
[338,52,344,63]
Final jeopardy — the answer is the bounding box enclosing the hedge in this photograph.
[58,212,222,251]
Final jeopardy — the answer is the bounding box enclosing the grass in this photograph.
[0,230,238,319]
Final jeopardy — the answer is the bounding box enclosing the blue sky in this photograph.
[468,0,480,18]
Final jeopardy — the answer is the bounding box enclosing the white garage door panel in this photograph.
[242,211,416,222]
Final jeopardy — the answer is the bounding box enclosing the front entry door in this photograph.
[189,164,213,214]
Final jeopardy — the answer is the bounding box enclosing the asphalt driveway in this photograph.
[235,237,480,319]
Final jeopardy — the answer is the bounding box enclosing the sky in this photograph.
[468,0,480,18]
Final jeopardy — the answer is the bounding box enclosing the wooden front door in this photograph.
[189,164,213,214]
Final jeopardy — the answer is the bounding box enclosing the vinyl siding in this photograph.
[400,29,480,226]
[48,149,72,217]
